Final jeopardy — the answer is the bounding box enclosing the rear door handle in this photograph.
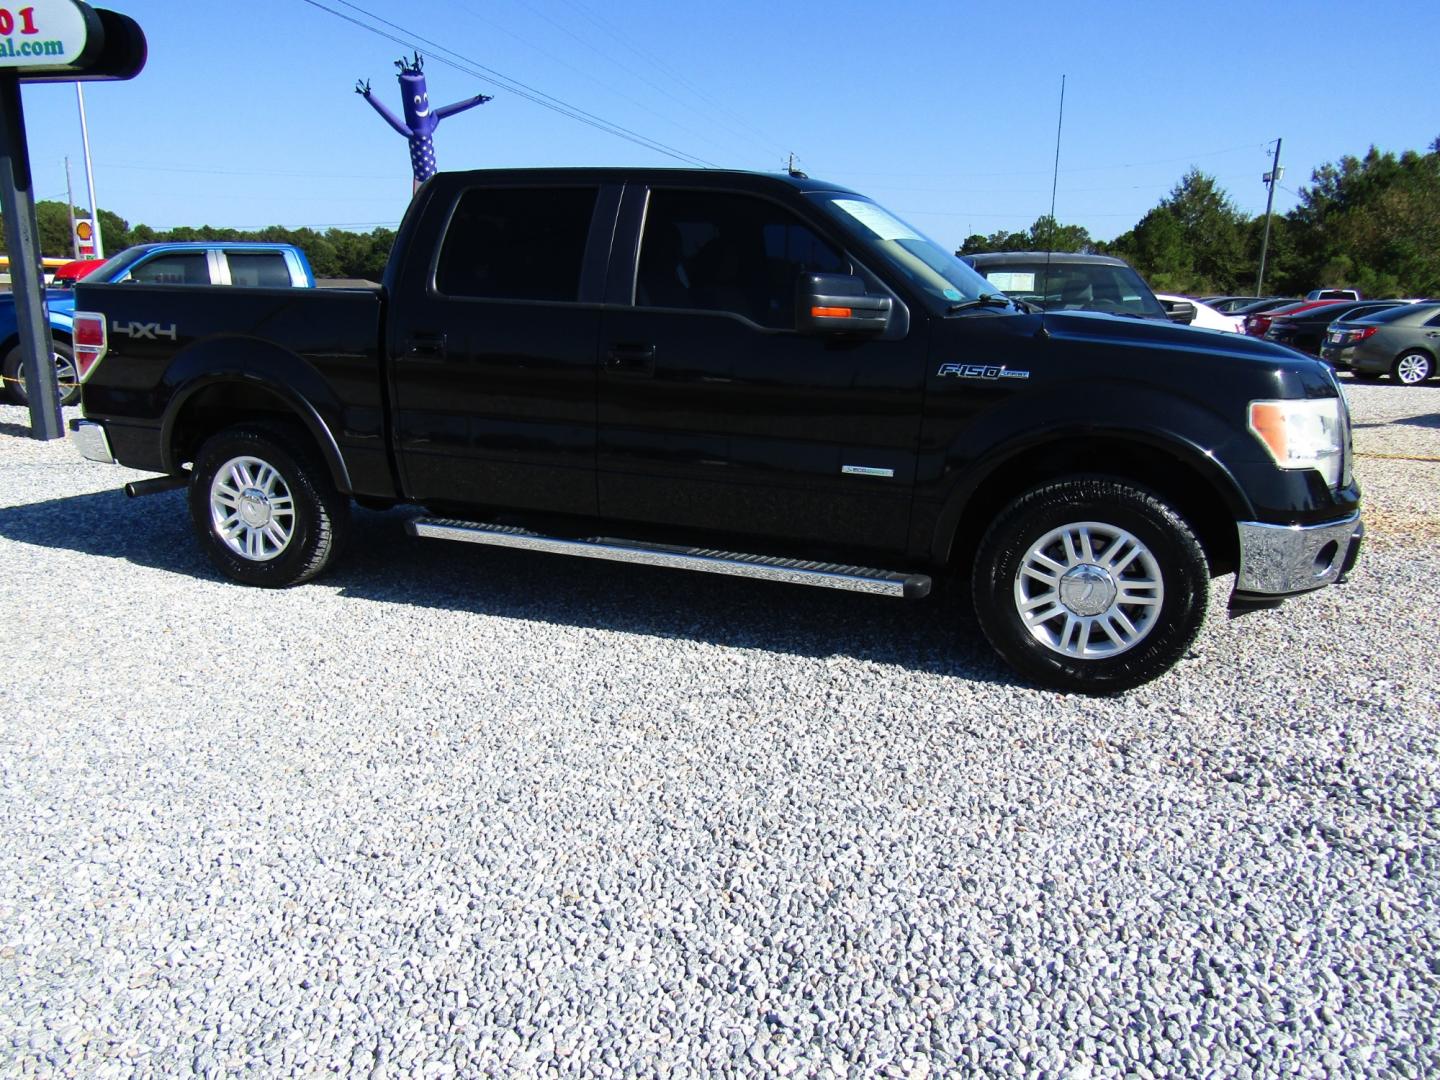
[605,343,656,375]
[405,332,447,361]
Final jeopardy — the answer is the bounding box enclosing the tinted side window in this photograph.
[129,253,209,285]
[637,190,844,328]
[227,252,292,288]
[1426,311,1440,327]
[436,187,597,302]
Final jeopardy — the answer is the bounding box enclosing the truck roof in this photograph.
[432,167,863,196]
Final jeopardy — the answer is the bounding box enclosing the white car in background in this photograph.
[1155,293,1244,333]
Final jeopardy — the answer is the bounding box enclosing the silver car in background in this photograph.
[1320,302,1440,385]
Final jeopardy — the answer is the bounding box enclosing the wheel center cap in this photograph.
[1059,564,1117,617]
[238,488,271,528]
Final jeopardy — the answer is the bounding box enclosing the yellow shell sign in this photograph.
[0,1,90,68]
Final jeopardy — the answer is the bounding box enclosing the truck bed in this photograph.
[73,280,390,494]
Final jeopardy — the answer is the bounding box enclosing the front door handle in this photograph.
[605,343,656,375]
[406,332,447,361]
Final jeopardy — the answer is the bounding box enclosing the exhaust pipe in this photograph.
[124,473,189,498]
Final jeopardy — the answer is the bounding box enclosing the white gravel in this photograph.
[1,382,1437,1078]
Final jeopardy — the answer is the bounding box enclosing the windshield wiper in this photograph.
[947,293,1017,314]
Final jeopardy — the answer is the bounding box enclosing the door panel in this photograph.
[389,185,614,515]
[597,188,926,554]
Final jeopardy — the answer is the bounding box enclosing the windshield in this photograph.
[970,259,1168,319]
[82,245,148,283]
[808,194,1000,309]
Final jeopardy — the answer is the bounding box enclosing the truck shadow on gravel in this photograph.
[0,488,1016,684]
[1352,412,1440,431]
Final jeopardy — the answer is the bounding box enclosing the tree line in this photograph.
[6,202,396,282]
[960,137,1440,298]
[4,136,1436,295]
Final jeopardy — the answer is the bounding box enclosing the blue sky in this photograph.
[15,0,1440,250]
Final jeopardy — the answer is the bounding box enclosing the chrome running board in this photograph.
[406,517,931,599]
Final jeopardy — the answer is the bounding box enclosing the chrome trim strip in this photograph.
[1235,512,1362,595]
[841,465,895,478]
[407,518,930,599]
[71,420,115,465]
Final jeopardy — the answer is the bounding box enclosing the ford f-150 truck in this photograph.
[67,169,1362,693]
[1,241,313,407]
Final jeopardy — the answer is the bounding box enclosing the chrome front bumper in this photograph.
[70,419,115,465]
[1235,512,1363,596]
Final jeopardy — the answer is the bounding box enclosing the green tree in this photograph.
[0,200,129,259]
[1285,142,1440,296]
[1106,169,1248,294]
[957,214,1092,256]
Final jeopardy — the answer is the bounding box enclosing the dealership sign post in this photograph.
[0,1,143,439]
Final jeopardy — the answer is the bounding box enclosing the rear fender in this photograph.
[158,337,352,491]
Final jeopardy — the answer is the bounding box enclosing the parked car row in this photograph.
[1320,302,1440,385]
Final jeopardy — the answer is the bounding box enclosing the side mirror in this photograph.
[1163,299,1197,325]
[796,273,891,334]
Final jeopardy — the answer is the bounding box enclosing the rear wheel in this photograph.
[1392,350,1434,386]
[189,424,350,587]
[971,477,1209,694]
[3,342,80,406]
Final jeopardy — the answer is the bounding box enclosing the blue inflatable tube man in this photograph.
[357,54,491,192]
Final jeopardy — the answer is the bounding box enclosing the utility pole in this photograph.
[65,156,77,258]
[1257,137,1282,296]
[76,84,103,259]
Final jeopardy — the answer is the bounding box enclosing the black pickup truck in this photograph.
[68,168,1362,693]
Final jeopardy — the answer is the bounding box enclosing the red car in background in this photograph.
[1244,298,1344,337]
[50,259,106,289]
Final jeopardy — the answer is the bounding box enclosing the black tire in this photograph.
[971,476,1209,694]
[188,424,350,587]
[3,342,80,406]
[1391,350,1434,386]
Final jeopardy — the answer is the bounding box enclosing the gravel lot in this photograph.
[1,380,1437,1078]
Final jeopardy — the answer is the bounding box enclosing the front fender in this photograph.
[922,381,1256,562]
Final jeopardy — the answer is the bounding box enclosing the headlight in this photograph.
[1248,397,1345,486]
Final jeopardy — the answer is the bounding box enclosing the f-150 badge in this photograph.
[937,363,1029,380]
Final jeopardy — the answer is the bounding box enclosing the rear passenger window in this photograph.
[436,187,598,302]
[227,252,292,288]
[129,253,209,285]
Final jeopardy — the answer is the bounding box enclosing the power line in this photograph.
[297,0,718,168]
[99,161,405,181]
[455,1,759,165]
[546,0,788,162]
[829,143,1269,181]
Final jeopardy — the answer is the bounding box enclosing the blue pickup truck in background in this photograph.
[1,241,314,406]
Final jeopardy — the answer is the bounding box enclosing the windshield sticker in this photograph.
[943,288,963,301]
[832,199,921,241]
[985,271,1035,292]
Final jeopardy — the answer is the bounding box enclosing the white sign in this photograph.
[986,272,1036,292]
[0,1,89,68]
[831,199,922,242]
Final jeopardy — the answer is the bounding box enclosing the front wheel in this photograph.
[1392,350,1434,386]
[189,424,350,587]
[3,342,80,406]
[971,477,1210,694]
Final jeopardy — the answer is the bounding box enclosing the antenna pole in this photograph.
[1042,75,1066,302]
[1256,137,1282,295]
